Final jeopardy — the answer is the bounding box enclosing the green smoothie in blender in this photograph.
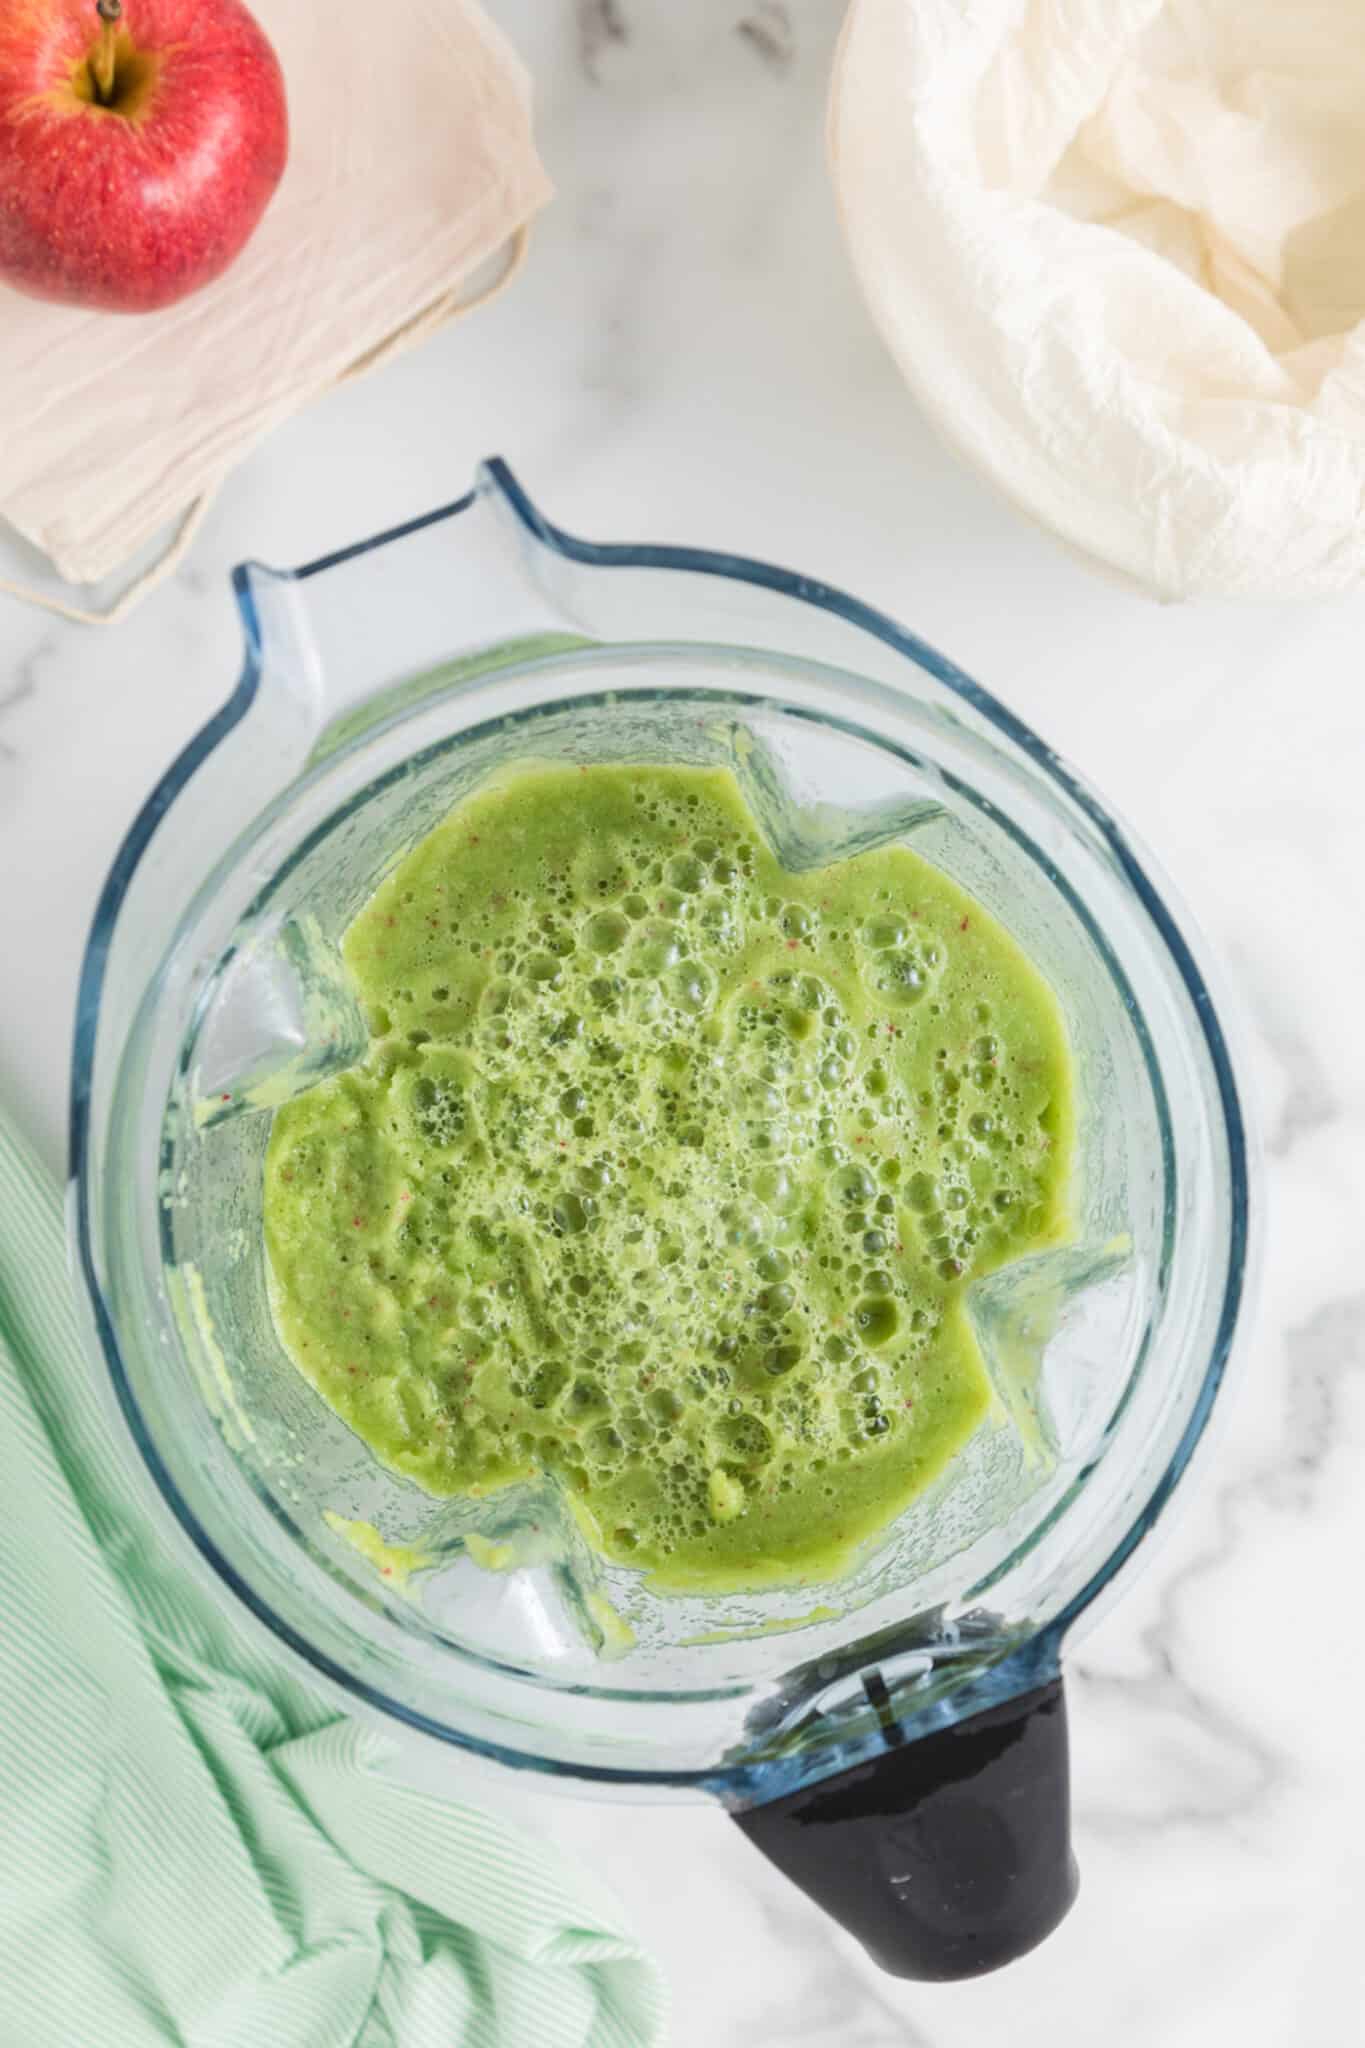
[263,763,1074,1590]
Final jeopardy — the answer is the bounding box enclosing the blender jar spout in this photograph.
[237,463,593,782]
[70,462,583,1191]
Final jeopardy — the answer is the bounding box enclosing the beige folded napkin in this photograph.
[0,0,551,620]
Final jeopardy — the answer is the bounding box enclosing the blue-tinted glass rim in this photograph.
[69,456,1251,1792]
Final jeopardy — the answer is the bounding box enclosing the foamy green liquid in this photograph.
[264,764,1073,1591]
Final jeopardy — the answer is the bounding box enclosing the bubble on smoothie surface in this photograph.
[263,763,1074,1590]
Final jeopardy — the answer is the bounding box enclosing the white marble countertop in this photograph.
[3,4,1364,2042]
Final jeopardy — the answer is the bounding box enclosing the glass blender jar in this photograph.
[71,460,1254,1980]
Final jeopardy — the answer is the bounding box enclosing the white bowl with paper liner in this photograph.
[830,0,1365,600]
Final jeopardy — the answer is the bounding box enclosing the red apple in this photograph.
[0,0,288,313]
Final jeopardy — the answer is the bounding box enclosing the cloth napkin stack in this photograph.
[0,1114,664,2048]
[0,0,551,619]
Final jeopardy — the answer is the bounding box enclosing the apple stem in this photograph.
[92,0,122,106]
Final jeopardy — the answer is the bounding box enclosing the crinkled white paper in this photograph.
[832,1,1365,598]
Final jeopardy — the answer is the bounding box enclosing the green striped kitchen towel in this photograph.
[0,1114,665,2048]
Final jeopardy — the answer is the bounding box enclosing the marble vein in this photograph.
[749,1887,937,2047]
[736,2,796,73]
[1235,946,1339,1161]
[0,634,54,760]
[577,0,628,80]
[0,678,32,761]
[1250,1292,1364,1514]
[1075,1291,1365,1838]
[1073,1527,1286,1839]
